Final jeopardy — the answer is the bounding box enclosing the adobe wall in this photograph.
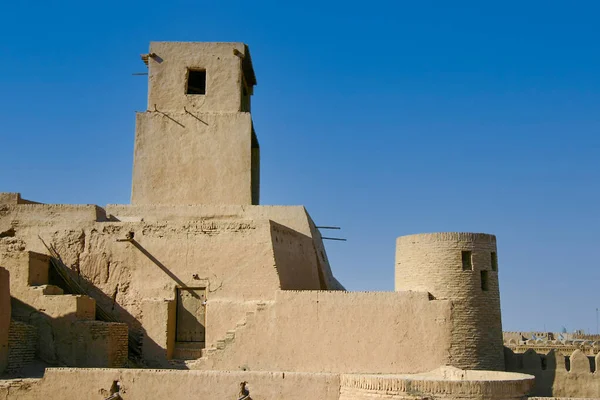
[0,193,39,205]
[0,267,9,375]
[6,321,37,374]
[0,367,535,400]
[131,111,255,205]
[146,42,250,113]
[132,42,258,205]
[0,368,341,400]
[0,201,340,365]
[505,347,600,397]
[396,233,504,371]
[194,290,453,374]
[105,203,343,289]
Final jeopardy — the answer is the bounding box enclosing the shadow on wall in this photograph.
[505,347,600,397]
[43,254,174,369]
[49,238,193,369]
[129,239,188,289]
[9,298,126,372]
[270,221,327,290]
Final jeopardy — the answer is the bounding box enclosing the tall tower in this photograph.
[395,232,504,371]
[131,42,260,205]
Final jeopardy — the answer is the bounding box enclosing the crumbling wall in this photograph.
[1,202,338,366]
[0,267,9,374]
[105,203,343,290]
[197,290,453,374]
[505,347,600,397]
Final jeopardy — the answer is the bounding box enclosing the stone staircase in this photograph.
[2,251,128,368]
[169,301,270,369]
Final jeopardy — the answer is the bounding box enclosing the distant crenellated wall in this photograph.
[395,233,504,371]
[505,347,600,397]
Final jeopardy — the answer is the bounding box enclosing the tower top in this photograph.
[142,42,256,113]
[131,42,260,205]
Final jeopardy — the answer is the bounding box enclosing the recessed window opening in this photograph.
[491,252,498,271]
[461,251,473,271]
[187,69,206,95]
[481,270,489,291]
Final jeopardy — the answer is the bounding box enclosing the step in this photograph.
[29,284,63,295]
[173,345,204,360]
[32,294,96,321]
[1,251,50,292]
[201,347,217,357]
[224,330,236,342]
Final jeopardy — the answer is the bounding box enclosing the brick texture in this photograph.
[395,232,504,370]
[7,320,37,373]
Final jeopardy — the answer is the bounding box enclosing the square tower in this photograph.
[131,42,259,205]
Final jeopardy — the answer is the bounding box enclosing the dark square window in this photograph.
[461,251,472,271]
[187,70,206,95]
[491,252,498,271]
[481,270,489,291]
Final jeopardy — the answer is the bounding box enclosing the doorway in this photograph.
[175,287,206,345]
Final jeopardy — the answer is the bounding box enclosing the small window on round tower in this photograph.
[481,270,489,291]
[187,69,206,95]
[461,250,473,271]
[491,252,498,271]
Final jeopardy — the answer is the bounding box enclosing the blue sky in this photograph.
[1,1,599,333]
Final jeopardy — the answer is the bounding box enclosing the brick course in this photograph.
[395,232,504,371]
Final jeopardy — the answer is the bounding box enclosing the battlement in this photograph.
[505,347,600,397]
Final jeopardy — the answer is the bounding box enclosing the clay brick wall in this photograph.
[7,321,37,373]
[0,267,9,374]
[73,321,128,367]
[395,232,504,371]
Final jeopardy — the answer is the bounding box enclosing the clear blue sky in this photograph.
[1,1,598,333]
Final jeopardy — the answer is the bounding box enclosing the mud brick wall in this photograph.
[7,321,37,373]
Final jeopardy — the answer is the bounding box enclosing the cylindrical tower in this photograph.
[395,232,503,370]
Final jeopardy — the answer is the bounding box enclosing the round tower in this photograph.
[395,232,504,370]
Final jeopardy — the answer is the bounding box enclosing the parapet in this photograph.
[339,367,534,400]
[505,347,600,397]
[0,193,40,205]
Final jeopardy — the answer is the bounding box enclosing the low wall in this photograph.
[505,347,600,397]
[0,367,535,400]
[0,368,341,400]
[196,290,453,374]
[339,368,534,400]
